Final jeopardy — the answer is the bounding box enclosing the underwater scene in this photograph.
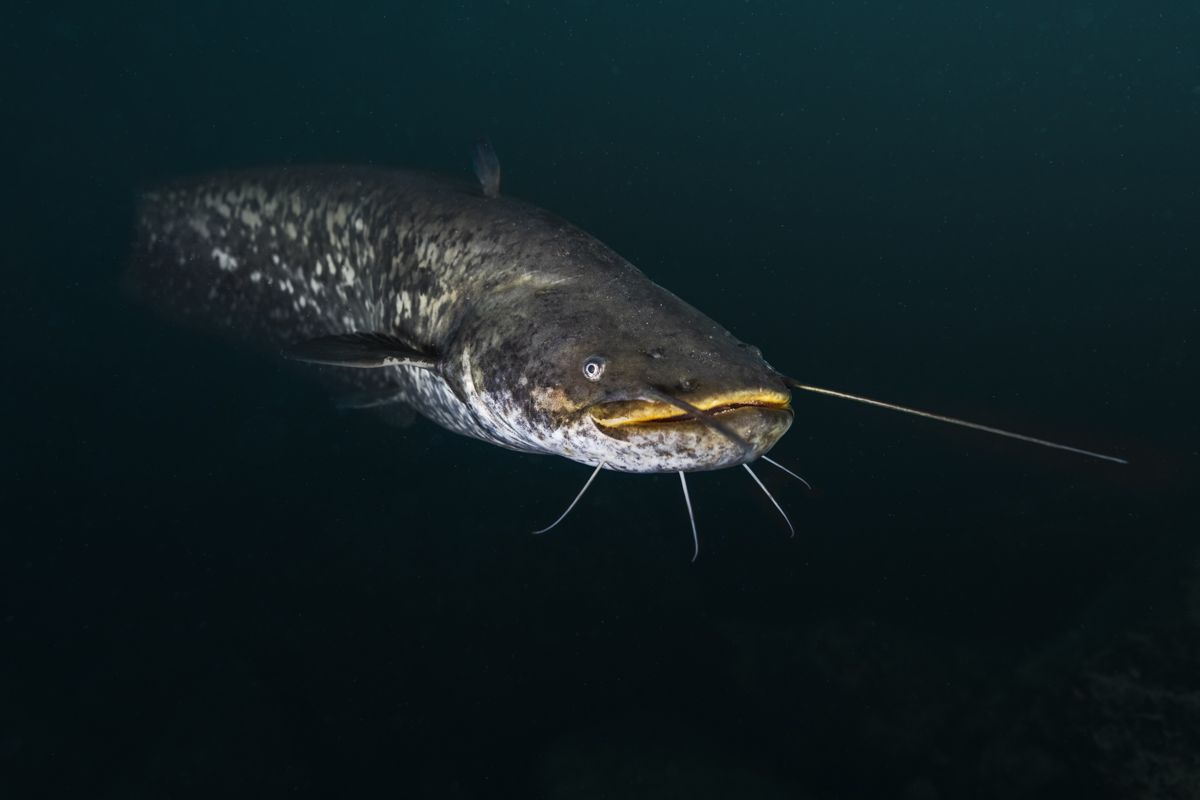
[5,2,1199,797]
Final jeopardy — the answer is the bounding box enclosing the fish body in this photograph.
[133,166,793,473]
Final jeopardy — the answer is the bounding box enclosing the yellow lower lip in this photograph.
[589,389,792,428]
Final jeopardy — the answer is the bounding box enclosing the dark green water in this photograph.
[5,2,1199,797]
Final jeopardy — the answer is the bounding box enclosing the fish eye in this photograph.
[582,356,606,381]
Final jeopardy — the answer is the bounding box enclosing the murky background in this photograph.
[5,2,1198,797]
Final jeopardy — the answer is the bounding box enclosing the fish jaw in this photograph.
[584,389,794,473]
[588,388,791,428]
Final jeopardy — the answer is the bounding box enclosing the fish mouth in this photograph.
[589,389,792,429]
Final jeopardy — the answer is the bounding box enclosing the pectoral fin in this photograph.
[285,332,438,369]
[472,138,501,198]
[336,390,418,428]
[335,388,412,409]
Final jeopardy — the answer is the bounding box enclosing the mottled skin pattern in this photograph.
[133,167,793,473]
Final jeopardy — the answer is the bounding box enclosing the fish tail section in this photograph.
[129,171,384,351]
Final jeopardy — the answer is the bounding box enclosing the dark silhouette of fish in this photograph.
[132,144,1124,558]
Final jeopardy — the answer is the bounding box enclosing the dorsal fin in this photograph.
[472,138,501,199]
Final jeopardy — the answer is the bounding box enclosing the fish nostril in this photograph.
[677,378,697,393]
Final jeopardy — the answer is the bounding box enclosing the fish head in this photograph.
[462,278,793,473]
